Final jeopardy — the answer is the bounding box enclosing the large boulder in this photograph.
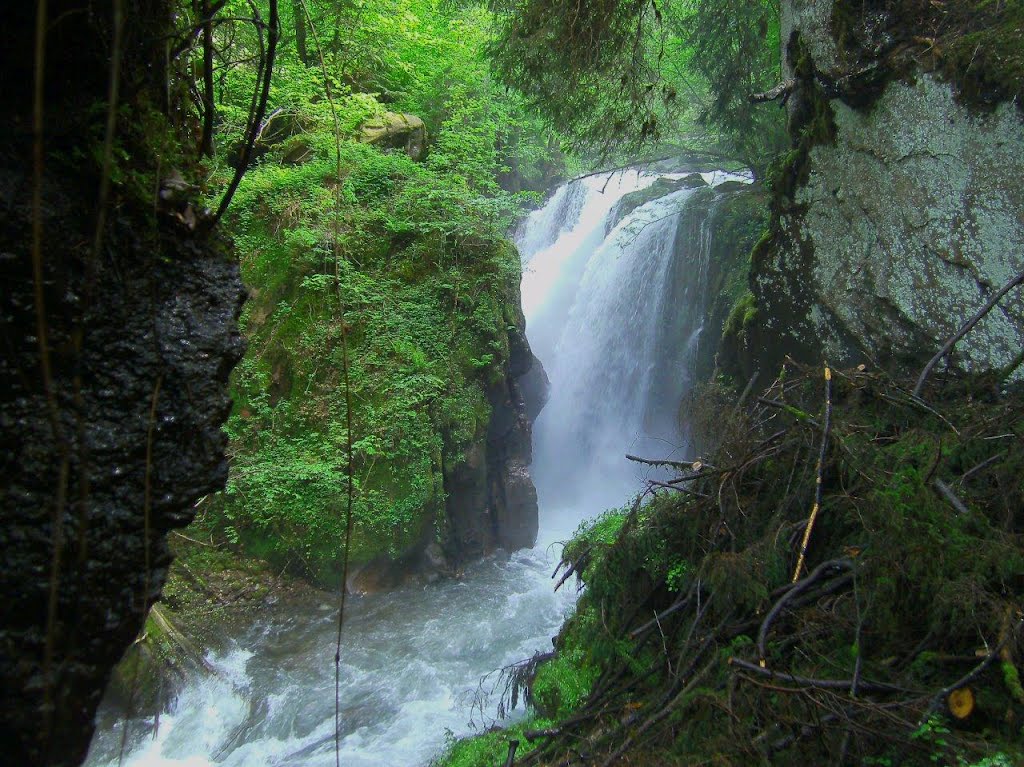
[739,1,1024,381]
[359,112,428,160]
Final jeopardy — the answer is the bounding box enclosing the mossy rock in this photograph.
[358,112,427,160]
[608,174,706,230]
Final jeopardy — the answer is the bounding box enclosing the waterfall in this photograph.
[519,167,748,528]
[84,163,749,767]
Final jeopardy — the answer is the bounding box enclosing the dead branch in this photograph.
[913,265,1024,397]
[629,590,693,640]
[750,79,795,103]
[932,478,969,515]
[917,619,1022,727]
[626,453,711,471]
[503,739,519,767]
[758,558,853,666]
[792,366,834,581]
[729,657,909,694]
[960,453,1005,482]
[647,478,709,497]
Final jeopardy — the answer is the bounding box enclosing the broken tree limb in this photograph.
[729,657,908,694]
[503,739,519,767]
[918,618,1022,727]
[750,79,795,103]
[933,478,970,515]
[647,478,709,497]
[792,366,834,582]
[913,265,1024,398]
[758,558,853,666]
[630,592,694,640]
[626,454,712,471]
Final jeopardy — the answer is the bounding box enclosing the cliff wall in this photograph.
[0,3,245,764]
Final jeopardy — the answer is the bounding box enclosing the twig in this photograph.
[757,397,821,428]
[170,530,220,548]
[839,573,865,764]
[792,366,833,581]
[629,591,692,639]
[647,478,709,497]
[913,266,1024,398]
[210,0,279,226]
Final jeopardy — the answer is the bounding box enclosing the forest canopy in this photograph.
[488,0,788,174]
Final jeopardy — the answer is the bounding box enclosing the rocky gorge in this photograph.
[2,1,1022,766]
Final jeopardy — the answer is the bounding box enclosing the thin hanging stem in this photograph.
[295,2,357,764]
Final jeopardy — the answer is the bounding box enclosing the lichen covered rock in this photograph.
[745,1,1024,380]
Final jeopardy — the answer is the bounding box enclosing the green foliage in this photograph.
[531,641,598,718]
[489,0,787,173]
[432,716,554,767]
[188,0,565,583]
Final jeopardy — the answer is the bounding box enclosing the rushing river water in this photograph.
[86,164,747,767]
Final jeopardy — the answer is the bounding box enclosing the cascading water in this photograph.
[85,164,747,767]
[520,167,748,522]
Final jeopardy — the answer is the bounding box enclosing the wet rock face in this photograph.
[0,191,246,767]
[0,3,245,764]
[753,2,1024,378]
[443,280,540,563]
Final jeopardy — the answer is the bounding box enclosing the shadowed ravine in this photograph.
[85,165,746,767]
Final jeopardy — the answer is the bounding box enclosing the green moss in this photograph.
[432,717,555,767]
[723,290,758,340]
[191,134,531,586]
[1003,661,1024,705]
[831,0,1024,111]
[942,1,1024,108]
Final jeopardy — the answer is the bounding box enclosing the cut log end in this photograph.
[947,686,975,720]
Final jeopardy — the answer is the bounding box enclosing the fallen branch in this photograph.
[630,591,693,640]
[792,366,834,581]
[758,558,853,666]
[932,478,969,515]
[170,530,219,548]
[917,619,1021,726]
[750,79,795,103]
[626,454,711,471]
[647,478,709,497]
[913,266,1024,398]
[503,739,519,767]
[730,657,909,694]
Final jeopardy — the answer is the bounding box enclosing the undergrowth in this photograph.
[441,364,1024,766]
